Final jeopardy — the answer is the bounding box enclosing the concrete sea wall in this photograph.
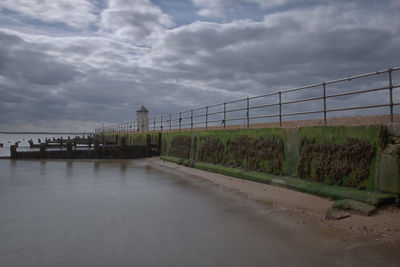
[98,125,400,194]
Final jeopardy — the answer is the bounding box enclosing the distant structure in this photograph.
[137,105,149,132]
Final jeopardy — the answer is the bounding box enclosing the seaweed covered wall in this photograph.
[297,137,376,187]
[297,126,382,190]
[164,128,287,175]
[196,129,286,175]
[97,124,399,193]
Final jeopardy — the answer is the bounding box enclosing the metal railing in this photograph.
[95,67,400,134]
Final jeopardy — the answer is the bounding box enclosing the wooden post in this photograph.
[66,142,72,159]
[158,132,162,155]
[146,134,151,157]
[40,143,46,159]
[10,145,16,159]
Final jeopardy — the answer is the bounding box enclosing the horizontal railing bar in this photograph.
[282,82,323,94]
[248,92,279,100]
[226,107,247,113]
[326,86,388,99]
[207,119,225,124]
[207,103,224,108]
[193,107,206,111]
[250,114,279,119]
[225,98,247,104]
[282,110,322,117]
[207,111,224,116]
[226,117,247,122]
[193,114,204,118]
[282,96,322,105]
[327,104,389,113]
[325,68,397,85]
[250,103,279,110]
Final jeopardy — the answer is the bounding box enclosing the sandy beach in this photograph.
[148,157,400,248]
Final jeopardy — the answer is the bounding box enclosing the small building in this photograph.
[137,105,149,132]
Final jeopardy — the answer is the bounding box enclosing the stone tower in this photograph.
[137,105,149,132]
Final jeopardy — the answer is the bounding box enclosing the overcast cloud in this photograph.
[0,0,399,132]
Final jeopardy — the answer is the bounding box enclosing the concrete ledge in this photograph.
[160,155,395,207]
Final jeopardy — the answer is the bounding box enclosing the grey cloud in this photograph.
[192,0,299,18]
[1,1,400,132]
[0,32,82,86]
[99,0,173,44]
[144,2,400,95]
[0,0,98,29]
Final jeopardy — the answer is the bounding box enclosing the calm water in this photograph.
[0,159,397,266]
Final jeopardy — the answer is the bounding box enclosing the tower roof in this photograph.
[137,105,149,113]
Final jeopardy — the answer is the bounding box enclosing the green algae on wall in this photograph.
[167,132,193,159]
[196,128,286,175]
[297,126,382,189]
[97,123,399,194]
[297,137,376,187]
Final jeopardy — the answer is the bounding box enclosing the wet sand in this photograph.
[149,157,400,248]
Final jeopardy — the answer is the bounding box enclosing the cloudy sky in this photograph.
[1,0,399,132]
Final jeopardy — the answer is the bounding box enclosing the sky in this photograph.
[0,0,399,132]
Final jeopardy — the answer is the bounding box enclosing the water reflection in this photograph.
[0,159,397,267]
[119,161,128,173]
[66,161,73,179]
[94,161,100,174]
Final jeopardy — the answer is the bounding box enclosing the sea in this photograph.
[0,134,398,266]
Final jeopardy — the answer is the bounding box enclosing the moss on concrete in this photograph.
[160,155,395,207]
[298,126,382,189]
[195,128,286,175]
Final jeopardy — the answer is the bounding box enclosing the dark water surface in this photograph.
[0,159,397,266]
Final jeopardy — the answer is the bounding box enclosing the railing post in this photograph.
[169,114,172,132]
[191,110,193,131]
[205,106,208,130]
[246,98,250,128]
[323,82,327,125]
[389,68,394,123]
[179,112,182,132]
[223,103,226,129]
[153,117,156,132]
[278,92,282,127]
[161,116,163,133]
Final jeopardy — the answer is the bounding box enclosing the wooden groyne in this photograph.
[9,134,161,160]
[28,136,94,148]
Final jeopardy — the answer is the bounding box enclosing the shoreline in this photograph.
[146,157,400,245]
